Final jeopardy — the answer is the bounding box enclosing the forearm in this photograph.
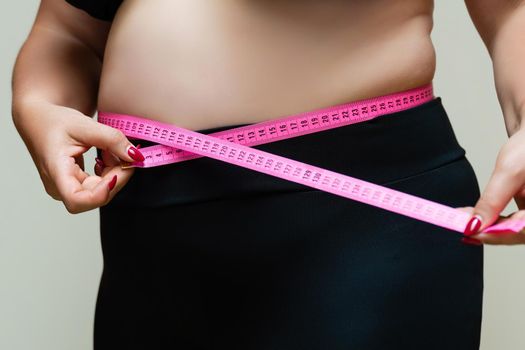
[489,4,525,136]
[12,24,102,127]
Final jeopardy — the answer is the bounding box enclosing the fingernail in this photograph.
[136,144,142,149]
[108,175,117,191]
[461,237,483,246]
[127,146,145,162]
[464,214,483,236]
[95,157,105,168]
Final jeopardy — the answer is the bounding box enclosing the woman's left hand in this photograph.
[456,125,525,245]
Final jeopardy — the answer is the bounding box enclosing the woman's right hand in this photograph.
[13,100,145,214]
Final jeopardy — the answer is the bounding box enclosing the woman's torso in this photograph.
[98,0,436,130]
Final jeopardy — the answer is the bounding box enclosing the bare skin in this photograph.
[99,0,435,130]
[10,0,525,244]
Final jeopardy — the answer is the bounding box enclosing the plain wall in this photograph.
[1,1,524,349]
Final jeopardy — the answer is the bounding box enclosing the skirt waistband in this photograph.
[103,97,466,209]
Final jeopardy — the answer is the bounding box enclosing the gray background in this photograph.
[1,1,524,349]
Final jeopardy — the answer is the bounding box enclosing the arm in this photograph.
[11,0,144,214]
[465,0,525,136]
[12,0,109,117]
[459,0,525,243]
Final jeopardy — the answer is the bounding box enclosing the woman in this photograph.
[11,0,525,349]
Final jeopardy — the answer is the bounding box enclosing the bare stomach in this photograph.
[98,0,436,130]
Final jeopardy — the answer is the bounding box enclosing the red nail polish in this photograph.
[127,146,145,162]
[464,215,482,236]
[136,144,142,149]
[461,237,483,246]
[108,175,117,191]
[95,157,105,167]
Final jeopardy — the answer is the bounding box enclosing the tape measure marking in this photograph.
[105,84,434,168]
[98,84,525,236]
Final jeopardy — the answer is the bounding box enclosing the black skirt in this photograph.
[96,97,483,350]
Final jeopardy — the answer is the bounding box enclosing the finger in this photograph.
[100,149,121,167]
[469,170,522,234]
[51,156,91,191]
[455,206,474,213]
[99,165,136,206]
[83,168,126,194]
[73,117,145,163]
[56,172,114,214]
[52,157,114,213]
[86,162,135,195]
[72,160,90,183]
[468,210,525,244]
[91,156,136,197]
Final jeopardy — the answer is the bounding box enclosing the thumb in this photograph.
[76,117,145,163]
[467,169,520,235]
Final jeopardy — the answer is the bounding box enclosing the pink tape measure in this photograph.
[98,83,525,236]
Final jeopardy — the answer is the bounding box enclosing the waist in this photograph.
[99,90,466,209]
[99,0,434,131]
